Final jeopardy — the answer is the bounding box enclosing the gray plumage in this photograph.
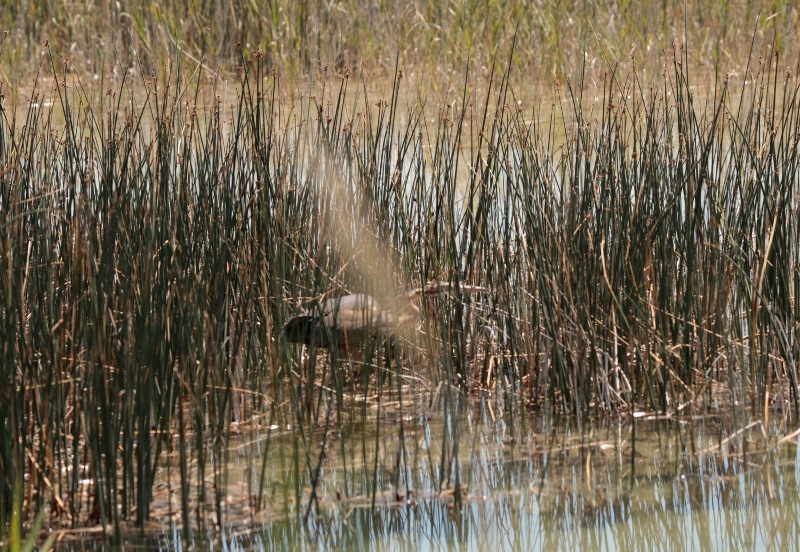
[284,282,485,349]
[283,294,398,348]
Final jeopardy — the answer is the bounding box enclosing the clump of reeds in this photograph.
[1,38,799,539]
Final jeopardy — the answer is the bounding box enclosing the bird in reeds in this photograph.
[284,281,485,352]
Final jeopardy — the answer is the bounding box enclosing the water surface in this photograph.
[84,395,800,552]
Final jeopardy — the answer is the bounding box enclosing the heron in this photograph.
[284,281,485,351]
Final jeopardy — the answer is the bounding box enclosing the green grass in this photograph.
[1,23,800,541]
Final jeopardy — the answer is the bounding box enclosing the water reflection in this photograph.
[57,405,800,551]
[254,452,799,551]
[249,403,800,551]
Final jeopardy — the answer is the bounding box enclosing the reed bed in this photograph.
[1,41,799,539]
[3,1,800,87]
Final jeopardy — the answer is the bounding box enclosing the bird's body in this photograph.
[284,282,485,351]
[283,293,396,348]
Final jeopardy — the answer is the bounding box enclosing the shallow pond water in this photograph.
[53,392,800,552]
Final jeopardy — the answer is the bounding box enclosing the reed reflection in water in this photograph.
[218,405,800,552]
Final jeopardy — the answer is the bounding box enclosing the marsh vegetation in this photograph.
[2,2,800,548]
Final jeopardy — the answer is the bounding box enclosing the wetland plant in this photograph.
[0,43,799,538]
